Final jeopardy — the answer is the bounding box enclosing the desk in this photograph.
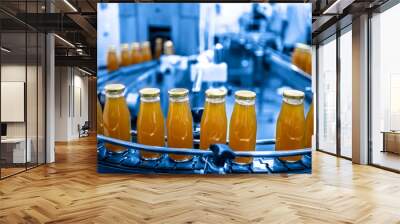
[1,138,31,163]
[382,131,400,154]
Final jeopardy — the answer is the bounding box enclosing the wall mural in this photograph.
[97,3,313,174]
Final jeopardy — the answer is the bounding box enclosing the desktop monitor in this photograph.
[1,123,7,137]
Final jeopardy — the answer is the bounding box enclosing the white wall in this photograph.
[54,66,69,141]
[1,65,26,143]
[54,67,89,141]
[1,65,30,138]
[71,73,89,138]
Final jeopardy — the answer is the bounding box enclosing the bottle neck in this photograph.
[206,97,225,104]
[143,47,151,53]
[106,92,124,99]
[169,96,189,103]
[283,97,303,106]
[235,98,255,106]
[108,52,117,58]
[141,96,160,103]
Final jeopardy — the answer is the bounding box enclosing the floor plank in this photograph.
[0,135,399,224]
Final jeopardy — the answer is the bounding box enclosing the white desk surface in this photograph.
[1,138,27,144]
[1,137,32,163]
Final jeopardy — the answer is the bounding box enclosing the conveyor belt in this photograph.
[97,135,312,174]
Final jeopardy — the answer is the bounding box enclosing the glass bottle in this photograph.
[141,41,152,62]
[229,90,257,164]
[130,42,143,65]
[167,88,193,161]
[107,46,119,72]
[120,43,130,66]
[275,89,306,162]
[163,40,175,55]
[292,43,312,75]
[103,84,131,152]
[137,88,165,160]
[200,88,227,150]
[154,38,163,59]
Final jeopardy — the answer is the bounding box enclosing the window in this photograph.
[0,1,47,179]
[317,36,337,154]
[339,28,352,158]
[370,3,400,171]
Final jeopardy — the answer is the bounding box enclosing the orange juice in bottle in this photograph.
[163,40,175,55]
[200,88,227,149]
[304,100,314,148]
[97,97,104,135]
[120,43,131,66]
[141,41,152,62]
[154,38,163,59]
[130,42,143,64]
[275,89,306,162]
[167,88,193,161]
[107,46,119,72]
[292,43,312,75]
[103,84,132,152]
[137,88,165,160]
[229,90,257,164]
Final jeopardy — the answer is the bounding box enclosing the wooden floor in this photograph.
[0,135,400,224]
[1,163,44,178]
[1,167,26,178]
[372,150,400,171]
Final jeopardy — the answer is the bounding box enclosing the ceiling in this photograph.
[311,0,390,43]
[0,0,97,74]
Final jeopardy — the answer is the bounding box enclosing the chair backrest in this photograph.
[82,121,90,129]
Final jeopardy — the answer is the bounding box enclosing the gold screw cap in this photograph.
[205,88,227,99]
[139,88,160,97]
[235,90,256,100]
[168,88,189,98]
[105,83,125,94]
[283,89,305,99]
